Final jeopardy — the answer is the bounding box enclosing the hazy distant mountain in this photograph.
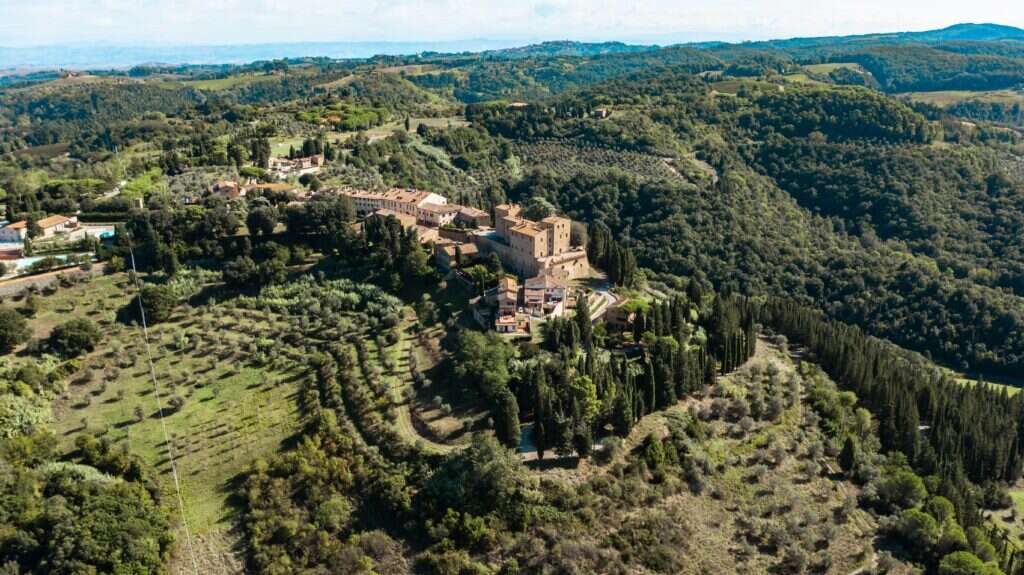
[2,23,1022,73]
[734,22,1024,51]
[909,22,1024,41]
[0,40,525,71]
[478,41,658,59]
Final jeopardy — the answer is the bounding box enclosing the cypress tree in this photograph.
[575,292,593,350]
[496,389,521,448]
[839,435,859,474]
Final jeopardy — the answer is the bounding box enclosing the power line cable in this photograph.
[127,243,200,575]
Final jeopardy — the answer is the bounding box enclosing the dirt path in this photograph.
[0,264,106,297]
[168,527,245,575]
[387,316,461,454]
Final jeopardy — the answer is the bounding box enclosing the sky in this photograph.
[0,0,1022,48]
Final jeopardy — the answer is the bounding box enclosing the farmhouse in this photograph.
[523,272,569,317]
[268,154,324,179]
[209,180,245,199]
[435,241,479,271]
[0,215,78,243]
[605,302,638,330]
[473,269,577,334]
[456,206,491,228]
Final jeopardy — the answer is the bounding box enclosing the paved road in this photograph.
[586,279,617,322]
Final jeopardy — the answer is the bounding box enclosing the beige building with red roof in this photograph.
[0,215,77,242]
[337,188,448,221]
[475,204,587,280]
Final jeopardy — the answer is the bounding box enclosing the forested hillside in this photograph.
[3,23,1024,575]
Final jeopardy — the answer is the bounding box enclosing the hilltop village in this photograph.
[8,23,1024,575]
[335,187,594,335]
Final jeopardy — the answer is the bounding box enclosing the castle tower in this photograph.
[541,216,571,256]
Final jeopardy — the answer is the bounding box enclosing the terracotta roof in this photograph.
[441,242,479,257]
[419,202,460,214]
[5,220,26,230]
[541,215,569,225]
[339,188,445,207]
[498,276,518,291]
[37,215,72,229]
[249,182,297,192]
[458,206,488,217]
[510,223,544,237]
[525,274,568,290]
[371,209,417,228]
[345,191,382,200]
[383,188,435,205]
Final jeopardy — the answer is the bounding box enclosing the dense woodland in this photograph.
[3,22,1024,575]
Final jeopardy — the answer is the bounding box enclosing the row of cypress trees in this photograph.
[523,293,756,458]
[751,297,1024,522]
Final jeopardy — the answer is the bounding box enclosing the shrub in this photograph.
[166,395,186,414]
[877,469,928,512]
[48,318,102,358]
[135,284,177,324]
[0,307,30,353]
[938,551,1002,575]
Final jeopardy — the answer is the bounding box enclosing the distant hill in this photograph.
[3,23,1023,74]
[909,22,1024,42]
[721,22,1024,51]
[0,39,526,71]
[479,41,658,59]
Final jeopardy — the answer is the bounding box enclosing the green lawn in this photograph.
[901,89,1024,107]
[782,73,827,85]
[711,79,776,95]
[182,74,279,91]
[803,62,866,75]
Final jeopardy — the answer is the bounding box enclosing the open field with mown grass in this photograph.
[901,89,1024,107]
[803,62,868,75]
[782,73,828,85]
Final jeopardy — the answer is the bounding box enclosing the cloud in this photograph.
[0,0,1021,47]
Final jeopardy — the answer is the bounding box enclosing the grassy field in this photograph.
[803,62,867,74]
[32,274,312,532]
[711,78,778,95]
[901,89,1024,107]
[181,73,279,91]
[269,116,470,156]
[377,64,441,75]
[1,272,328,574]
[947,371,1023,396]
[782,73,828,85]
[987,487,1024,545]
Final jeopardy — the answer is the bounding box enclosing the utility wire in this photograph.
[127,244,200,575]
